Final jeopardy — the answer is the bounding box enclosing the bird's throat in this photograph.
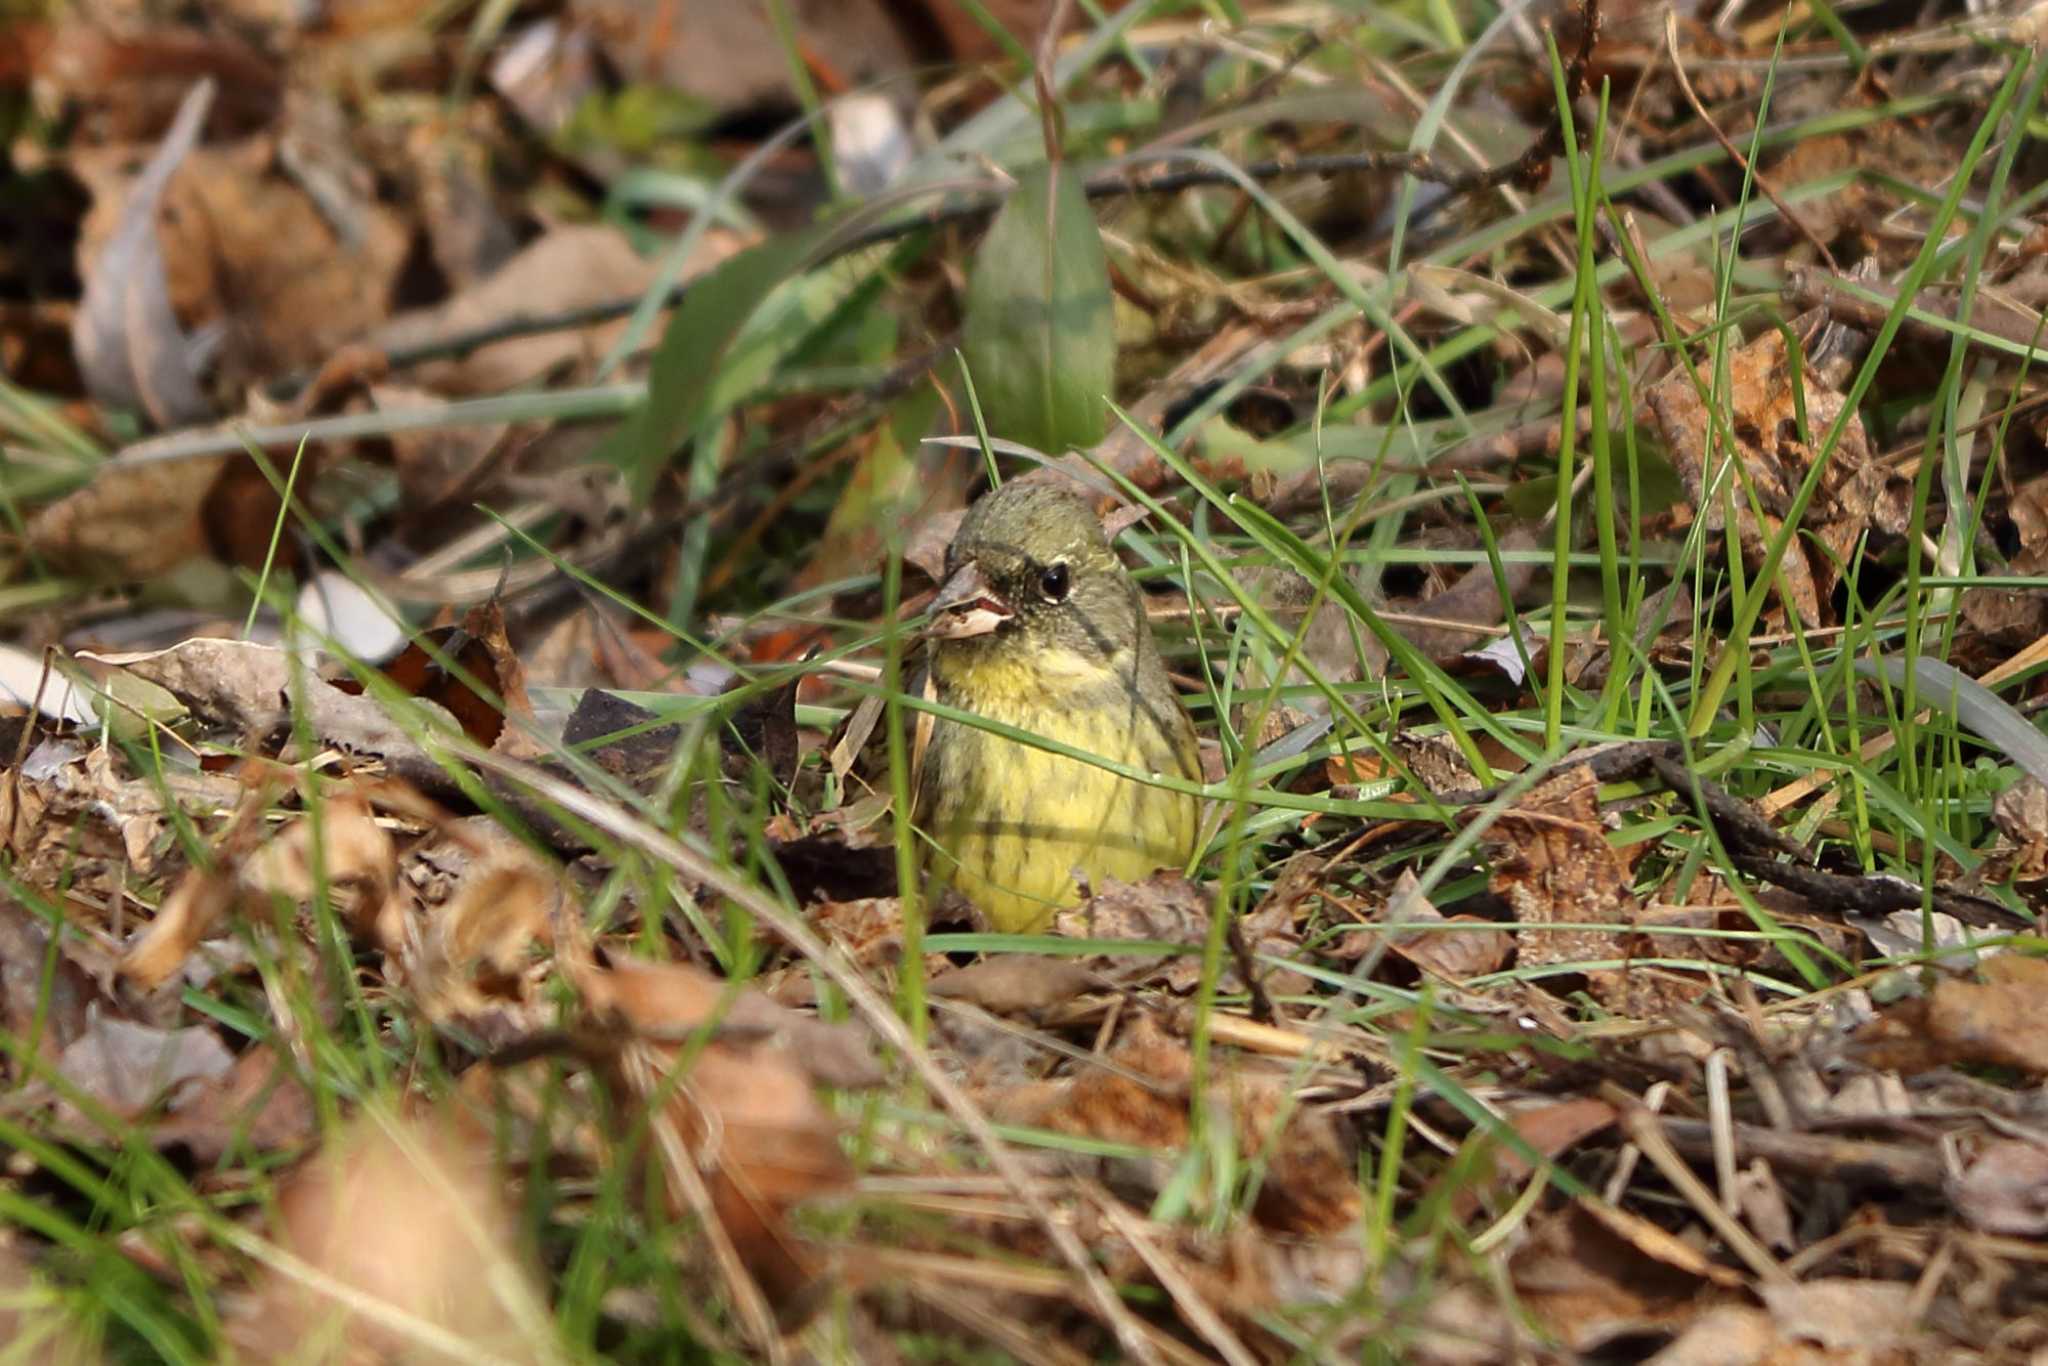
[933,638,1129,710]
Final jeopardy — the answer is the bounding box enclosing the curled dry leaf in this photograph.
[928,954,1106,1016]
[1345,869,1512,985]
[121,784,395,991]
[575,952,882,1091]
[232,1108,545,1365]
[393,818,562,1037]
[89,637,474,785]
[83,638,294,737]
[1509,1202,1729,1353]
[377,599,536,752]
[70,78,215,427]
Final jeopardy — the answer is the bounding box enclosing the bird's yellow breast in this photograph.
[920,643,1200,933]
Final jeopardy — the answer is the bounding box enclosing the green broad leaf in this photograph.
[961,161,1115,457]
[598,224,831,501]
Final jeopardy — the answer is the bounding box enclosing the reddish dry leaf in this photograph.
[198,454,306,576]
[375,600,536,752]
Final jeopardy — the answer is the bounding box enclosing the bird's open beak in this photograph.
[926,560,1013,640]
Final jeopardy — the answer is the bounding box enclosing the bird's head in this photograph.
[927,481,1140,668]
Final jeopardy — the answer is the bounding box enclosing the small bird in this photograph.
[917,480,1202,932]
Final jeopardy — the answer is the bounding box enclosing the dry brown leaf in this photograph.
[69,96,408,395]
[1476,765,1636,973]
[3,734,241,905]
[1757,1278,1921,1354]
[370,226,683,395]
[578,953,865,1323]
[28,455,227,579]
[1852,954,2048,1075]
[1349,870,1513,985]
[1645,328,1905,627]
[1951,1137,2048,1236]
[573,0,916,117]
[121,784,395,991]
[90,638,475,784]
[55,1008,233,1125]
[1445,1098,1616,1221]
[575,952,882,1091]
[83,638,293,734]
[153,1042,317,1164]
[393,819,561,1036]
[928,955,1106,1016]
[1052,871,1303,996]
[1510,1202,1728,1352]
[1641,1304,1791,1366]
[232,1108,545,1364]
[70,77,214,427]
[990,1013,1360,1236]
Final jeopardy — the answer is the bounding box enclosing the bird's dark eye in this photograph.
[1039,562,1071,602]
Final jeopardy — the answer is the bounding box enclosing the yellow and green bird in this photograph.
[917,480,1202,932]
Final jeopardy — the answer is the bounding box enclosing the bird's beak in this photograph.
[926,560,1013,640]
